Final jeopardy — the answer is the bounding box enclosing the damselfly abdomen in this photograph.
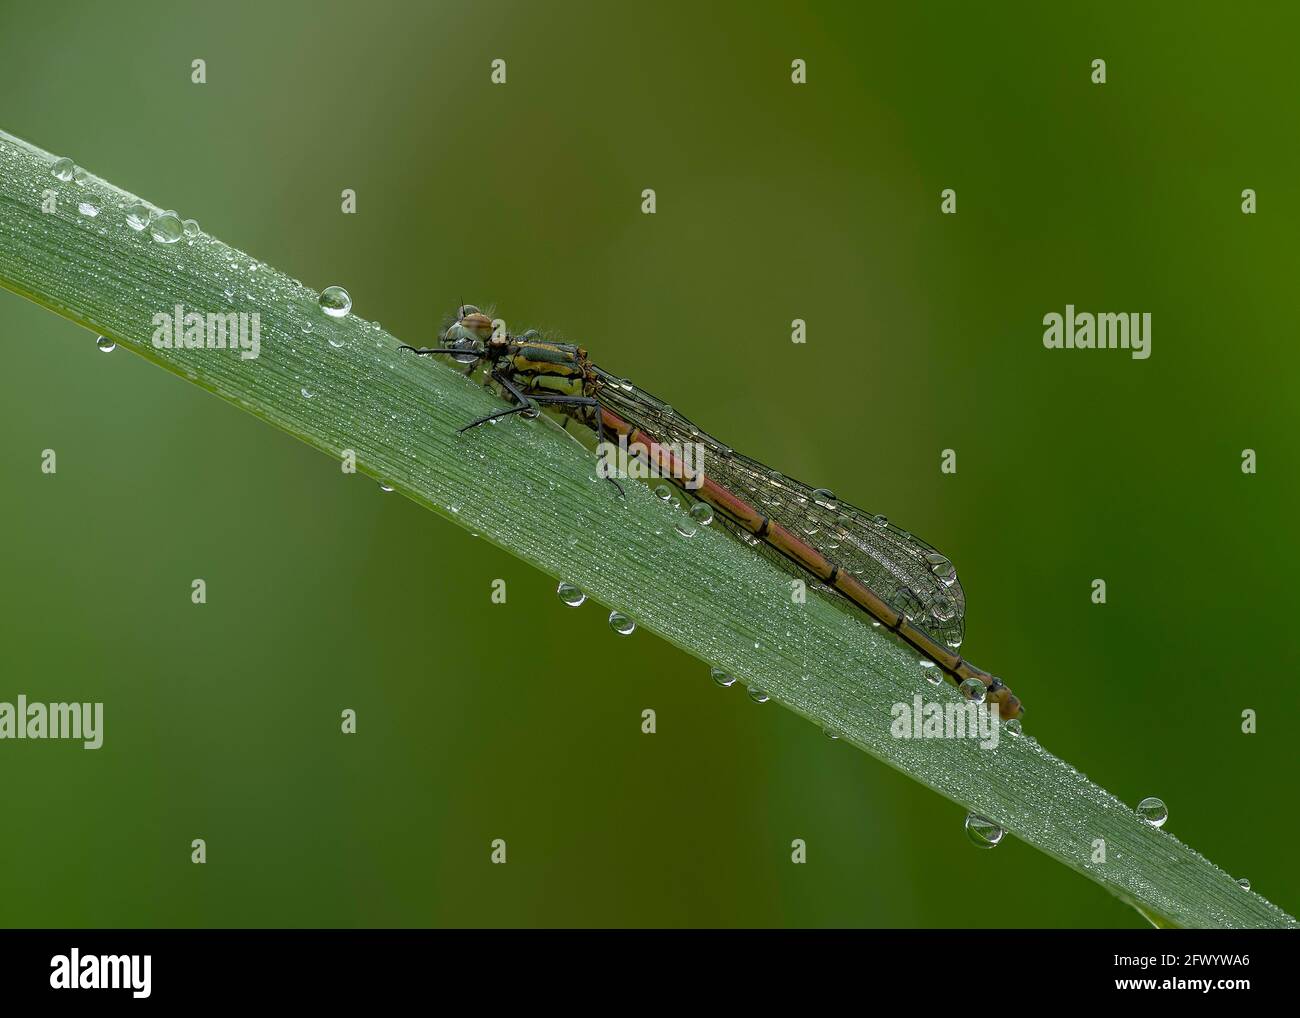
[401,307,1023,719]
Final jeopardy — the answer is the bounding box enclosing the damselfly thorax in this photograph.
[400,308,1023,719]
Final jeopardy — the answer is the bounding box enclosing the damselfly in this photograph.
[402,307,1023,719]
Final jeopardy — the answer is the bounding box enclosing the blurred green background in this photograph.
[1,1,1296,927]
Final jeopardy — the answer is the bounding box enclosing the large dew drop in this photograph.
[556,582,586,607]
[149,212,184,244]
[51,157,75,182]
[124,203,151,231]
[964,813,1004,849]
[319,285,352,318]
[959,677,986,703]
[1136,797,1168,828]
[95,336,115,353]
[608,611,635,636]
[710,666,736,688]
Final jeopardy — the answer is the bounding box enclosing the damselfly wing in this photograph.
[590,366,968,655]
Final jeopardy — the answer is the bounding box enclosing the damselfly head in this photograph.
[437,307,498,363]
[453,310,495,341]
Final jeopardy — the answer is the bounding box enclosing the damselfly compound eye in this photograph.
[459,312,495,340]
[440,324,484,364]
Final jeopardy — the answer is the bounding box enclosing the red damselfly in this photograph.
[401,307,1023,719]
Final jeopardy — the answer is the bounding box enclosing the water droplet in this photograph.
[557,582,586,607]
[710,666,735,688]
[1236,877,1251,892]
[319,285,352,317]
[823,727,840,739]
[924,665,943,685]
[924,551,957,586]
[653,484,672,500]
[328,336,345,349]
[124,203,151,230]
[300,387,314,399]
[812,487,838,510]
[149,212,184,244]
[378,482,394,493]
[1004,718,1022,735]
[95,336,115,353]
[959,677,986,703]
[72,166,89,185]
[673,518,697,538]
[872,513,889,529]
[928,600,956,624]
[608,611,635,636]
[182,218,201,238]
[748,689,770,704]
[964,813,1004,849]
[1136,797,1167,828]
[77,202,99,217]
[689,503,714,526]
[51,157,75,182]
[619,377,633,391]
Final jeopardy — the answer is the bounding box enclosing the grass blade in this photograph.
[1,126,1292,929]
